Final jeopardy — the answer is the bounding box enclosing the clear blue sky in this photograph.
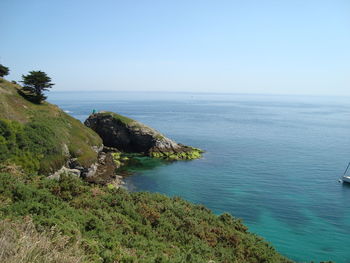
[1,0,349,95]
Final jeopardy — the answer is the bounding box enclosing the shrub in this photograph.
[0,118,62,173]
[0,172,292,263]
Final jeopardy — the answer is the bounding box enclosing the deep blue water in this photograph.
[49,91,350,263]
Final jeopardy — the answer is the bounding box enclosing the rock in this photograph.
[92,145,104,153]
[64,151,118,185]
[84,111,203,160]
[103,146,120,153]
[85,163,98,178]
[62,144,70,157]
[48,166,81,180]
[84,152,118,185]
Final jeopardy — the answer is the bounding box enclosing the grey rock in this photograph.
[48,166,81,180]
[84,111,202,160]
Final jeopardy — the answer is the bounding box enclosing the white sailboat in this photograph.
[340,162,350,183]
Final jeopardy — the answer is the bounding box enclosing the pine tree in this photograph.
[0,64,9,77]
[21,71,54,103]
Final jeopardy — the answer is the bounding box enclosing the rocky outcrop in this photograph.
[84,151,118,185]
[48,166,81,180]
[84,111,203,160]
[49,150,118,185]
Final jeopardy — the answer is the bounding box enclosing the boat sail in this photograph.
[341,162,350,183]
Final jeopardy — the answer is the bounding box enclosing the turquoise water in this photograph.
[50,92,350,263]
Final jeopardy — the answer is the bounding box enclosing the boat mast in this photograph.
[344,162,350,176]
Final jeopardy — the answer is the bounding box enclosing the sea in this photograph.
[49,91,350,263]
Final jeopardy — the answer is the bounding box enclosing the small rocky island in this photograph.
[84,111,203,160]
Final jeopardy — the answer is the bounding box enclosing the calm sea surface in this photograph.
[49,91,350,263]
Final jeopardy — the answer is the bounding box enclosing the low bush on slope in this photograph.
[0,172,291,263]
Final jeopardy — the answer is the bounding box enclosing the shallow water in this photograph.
[50,91,350,263]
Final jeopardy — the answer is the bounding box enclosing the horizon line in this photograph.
[49,90,350,98]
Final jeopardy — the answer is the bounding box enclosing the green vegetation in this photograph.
[111,152,123,167]
[0,172,291,263]
[150,147,203,160]
[20,71,54,103]
[100,111,135,126]
[101,111,152,132]
[0,64,9,77]
[0,78,102,174]
[0,118,55,172]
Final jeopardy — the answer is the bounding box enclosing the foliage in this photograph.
[101,111,135,126]
[0,173,292,263]
[0,79,102,174]
[0,117,69,173]
[20,71,54,103]
[0,118,40,172]
[0,64,9,77]
[0,115,102,174]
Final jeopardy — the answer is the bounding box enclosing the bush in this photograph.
[0,172,292,263]
[0,118,62,173]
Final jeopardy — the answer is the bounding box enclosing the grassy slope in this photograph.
[0,172,292,263]
[0,78,102,173]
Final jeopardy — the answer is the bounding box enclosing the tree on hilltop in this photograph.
[0,64,9,77]
[20,71,54,103]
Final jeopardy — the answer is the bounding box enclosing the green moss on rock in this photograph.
[150,147,203,161]
[111,152,132,168]
[99,111,136,126]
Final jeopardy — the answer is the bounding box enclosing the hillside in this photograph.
[0,78,102,174]
[0,77,292,262]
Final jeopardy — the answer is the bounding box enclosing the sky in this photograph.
[1,0,349,95]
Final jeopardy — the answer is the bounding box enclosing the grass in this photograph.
[0,217,85,263]
[99,112,157,133]
[0,78,102,174]
[100,111,136,126]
